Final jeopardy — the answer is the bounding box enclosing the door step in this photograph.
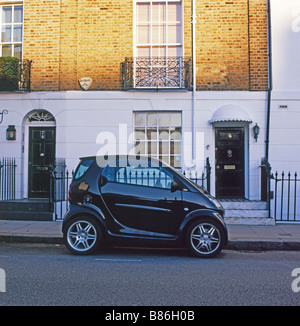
[0,199,54,221]
[220,200,275,225]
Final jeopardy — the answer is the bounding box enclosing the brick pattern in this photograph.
[23,0,61,91]
[196,0,249,90]
[22,0,268,92]
[249,0,269,90]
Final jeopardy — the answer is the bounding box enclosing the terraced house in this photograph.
[0,0,299,223]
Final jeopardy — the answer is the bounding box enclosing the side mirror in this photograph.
[99,175,108,187]
[171,181,180,192]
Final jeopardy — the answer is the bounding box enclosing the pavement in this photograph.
[0,219,300,251]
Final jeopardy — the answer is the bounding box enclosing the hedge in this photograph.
[0,57,19,91]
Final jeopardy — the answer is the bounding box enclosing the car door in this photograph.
[99,158,184,236]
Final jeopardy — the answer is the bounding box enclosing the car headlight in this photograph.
[209,197,223,211]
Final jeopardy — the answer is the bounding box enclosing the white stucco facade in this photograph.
[269,0,300,173]
[0,0,299,222]
[0,90,268,201]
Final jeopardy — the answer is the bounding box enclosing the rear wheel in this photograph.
[64,216,102,255]
[186,219,225,258]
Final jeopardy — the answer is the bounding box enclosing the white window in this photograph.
[135,0,182,58]
[0,4,23,59]
[134,1,184,88]
[134,111,182,168]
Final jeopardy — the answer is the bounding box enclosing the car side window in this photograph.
[102,164,174,190]
[101,165,116,182]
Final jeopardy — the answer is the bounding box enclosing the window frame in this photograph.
[0,3,23,59]
[133,0,184,89]
[134,0,183,59]
[133,111,182,168]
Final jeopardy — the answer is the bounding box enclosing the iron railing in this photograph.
[49,159,73,219]
[122,57,192,90]
[272,171,300,222]
[182,158,211,193]
[18,60,31,92]
[0,158,16,201]
[259,160,300,222]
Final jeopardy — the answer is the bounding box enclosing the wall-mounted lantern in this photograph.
[253,123,260,142]
[6,125,16,141]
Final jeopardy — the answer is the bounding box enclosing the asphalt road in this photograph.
[0,243,300,306]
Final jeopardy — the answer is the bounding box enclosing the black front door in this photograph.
[215,127,245,198]
[28,127,56,198]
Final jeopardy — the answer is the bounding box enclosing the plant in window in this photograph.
[0,57,19,91]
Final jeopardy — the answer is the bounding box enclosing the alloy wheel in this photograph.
[189,222,222,257]
[67,220,98,253]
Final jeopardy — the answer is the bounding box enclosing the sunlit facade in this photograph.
[0,0,298,222]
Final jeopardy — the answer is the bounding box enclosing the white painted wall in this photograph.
[271,0,300,92]
[269,0,300,173]
[0,90,267,200]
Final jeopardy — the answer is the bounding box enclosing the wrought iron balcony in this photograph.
[122,57,192,91]
[18,60,31,92]
[0,59,31,92]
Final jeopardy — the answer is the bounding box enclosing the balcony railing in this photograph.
[122,57,192,91]
[18,60,31,92]
[0,59,31,92]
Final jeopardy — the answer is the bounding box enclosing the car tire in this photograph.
[186,218,225,258]
[64,216,102,255]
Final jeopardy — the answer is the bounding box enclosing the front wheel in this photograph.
[64,216,102,255]
[186,219,225,258]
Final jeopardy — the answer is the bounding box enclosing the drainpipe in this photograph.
[264,0,273,216]
[192,0,196,162]
[265,0,272,163]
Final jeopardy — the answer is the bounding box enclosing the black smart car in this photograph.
[62,155,228,258]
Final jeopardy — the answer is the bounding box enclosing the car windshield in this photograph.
[165,164,207,194]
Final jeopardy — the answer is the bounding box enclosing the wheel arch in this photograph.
[62,205,107,235]
[178,209,228,244]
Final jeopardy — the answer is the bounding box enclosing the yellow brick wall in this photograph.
[22,0,268,92]
[75,0,133,90]
[59,0,78,90]
[23,0,61,91]
[23,0,133,91]
[194,0,268,91]
[249,0,269,90]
